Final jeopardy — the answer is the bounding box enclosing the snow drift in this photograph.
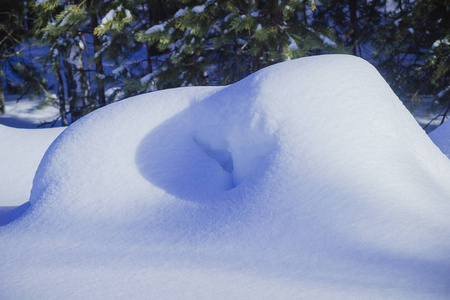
[0,125,63,207]
[1,55,450,299]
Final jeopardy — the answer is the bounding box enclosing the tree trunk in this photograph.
[63,53,81,122]
[145,42,153,74]
[66,43,90,118]
[90,11,106,106]
[55,55,68,126]
[78,43,90,108]
[0,65,5,115]
[141,2,153,74]
[349,0,358,56]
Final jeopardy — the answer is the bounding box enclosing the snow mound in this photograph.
[2,55,450,299]
[0,125,63,206]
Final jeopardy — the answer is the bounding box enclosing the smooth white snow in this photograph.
[0,125,64,207]
[1,55,450,299]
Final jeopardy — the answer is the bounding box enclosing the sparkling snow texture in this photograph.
[1,55,450,299]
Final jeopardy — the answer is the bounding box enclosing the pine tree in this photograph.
[3,0,443,128]
[33,0,166,122]
[313,0,386,57]
[92,0,148,100]
[35,0,138,122]
[136,0,344,90]
[373,0,450,123]
[0,0,46,114]
[90,2,107,107]
[36,0,93,122]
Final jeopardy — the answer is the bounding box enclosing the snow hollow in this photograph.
[1,55,450,299]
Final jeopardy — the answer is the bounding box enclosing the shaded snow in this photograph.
[319,34,337,47]
[1,55,450,299]
[287,34,298,50]
[0,95,61,128]
[174,8,186,18]
[429,120,450,158]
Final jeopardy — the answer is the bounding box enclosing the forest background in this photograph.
[0,0,448,127]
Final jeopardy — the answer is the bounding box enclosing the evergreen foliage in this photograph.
[313,0,386,57]
[0,0,46,114]
[34,0,146,123]
[373,0,450,117]
[136,0,343,89]
[0,0,448,125]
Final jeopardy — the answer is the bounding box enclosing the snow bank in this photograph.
[1,55,450,299]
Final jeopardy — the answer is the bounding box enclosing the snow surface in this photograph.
[0,124,63,205]
[0,95,61,128]
[0,125,63,224]
[429,120,450,158]
[0,95,64,209]
[1,55,450,299]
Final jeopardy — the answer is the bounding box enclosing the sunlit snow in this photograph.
[0,125,63,208]
[1,55,449,299]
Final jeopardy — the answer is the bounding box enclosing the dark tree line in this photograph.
[0,0,449,125]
